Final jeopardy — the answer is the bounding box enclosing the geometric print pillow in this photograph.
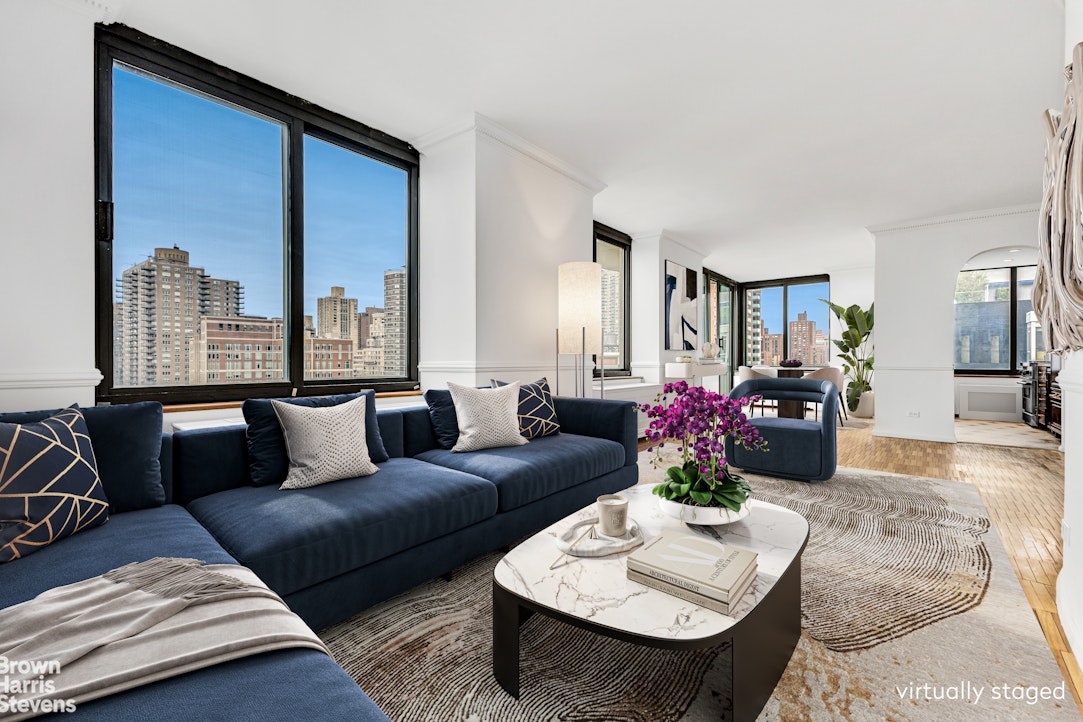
[0,406,110,563]
[491,377,561,440]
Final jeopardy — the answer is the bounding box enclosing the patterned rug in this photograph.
[320,464,1077,721]
[747,473,991,652]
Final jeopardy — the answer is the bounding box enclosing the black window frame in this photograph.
[94,24,420,405]
[736,274,831,367]
[593,222,632,377]
[702,268,738,382]
[953,264,1035,376]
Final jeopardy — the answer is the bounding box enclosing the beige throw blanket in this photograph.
[0,558,328,720]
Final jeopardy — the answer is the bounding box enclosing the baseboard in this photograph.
[1057,576,1082,659]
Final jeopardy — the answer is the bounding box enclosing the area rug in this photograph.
[320,464,1078,721]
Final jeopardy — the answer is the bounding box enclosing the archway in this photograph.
[953,245,1042,425]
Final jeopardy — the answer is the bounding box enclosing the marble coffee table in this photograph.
[493,483,809,721]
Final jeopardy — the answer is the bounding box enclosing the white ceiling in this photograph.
[116,0,1065,281]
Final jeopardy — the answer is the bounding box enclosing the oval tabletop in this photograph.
[494,483,809,643]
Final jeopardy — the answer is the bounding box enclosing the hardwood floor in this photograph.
[835,424,1083,713]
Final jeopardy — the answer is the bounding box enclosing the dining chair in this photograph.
[737,366,772,416]
[804,366,847,426]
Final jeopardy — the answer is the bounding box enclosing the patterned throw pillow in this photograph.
[271,395,379,489]
[0,406,110,563]
[243,390,389,487]
[491,378,560,439]
[447,382,529,453]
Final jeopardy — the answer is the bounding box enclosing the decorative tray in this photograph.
[555,518,644,557]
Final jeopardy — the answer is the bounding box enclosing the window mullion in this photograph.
[288,121,306,393]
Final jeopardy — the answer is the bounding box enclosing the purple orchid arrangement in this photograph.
[641,381,768,512]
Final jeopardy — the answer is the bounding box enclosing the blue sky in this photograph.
[757,281,830,336]
[112,64,406,319]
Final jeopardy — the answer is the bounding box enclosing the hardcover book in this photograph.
[626,530,757,603]
[627,566,757,615]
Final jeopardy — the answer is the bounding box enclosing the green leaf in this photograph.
[688,489,713,505]
[717,496,742,512]
[666,466,687,485]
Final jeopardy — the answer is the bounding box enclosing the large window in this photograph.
[740,276,830,366]
[594,223,631,375]
[954,265,1037,373]
[96,25,418,404]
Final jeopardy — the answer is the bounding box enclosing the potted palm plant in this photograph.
[821,299,875,417]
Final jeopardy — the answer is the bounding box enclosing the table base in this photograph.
[493,558,802,721]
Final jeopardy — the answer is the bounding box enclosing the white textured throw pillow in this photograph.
[447,382,529,453]
[271,395,379,489]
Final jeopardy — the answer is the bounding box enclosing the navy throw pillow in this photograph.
[0,406,110,562]
[423,389,460,450]
[0,401,165,513]
[242,390,388,487]
[491,378,561,439]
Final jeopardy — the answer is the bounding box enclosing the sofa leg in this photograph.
[441,571,453,582]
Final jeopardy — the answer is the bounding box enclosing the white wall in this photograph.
[629,231,706,384]
[416,128,479,390]
[416,115,602,393]
[0,0,103,411]
[1060,0,1083,678]
[824,263,875,370]
[870,206,1038,442]
[1058,352,1082,668]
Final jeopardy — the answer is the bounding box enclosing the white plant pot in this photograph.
[657,495,750,525]
[852,390,875,418]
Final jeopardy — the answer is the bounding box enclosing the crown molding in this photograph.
[413,113,606,195]
[868,204,1039,235]
[49,0,119,22]
[0,369,104,390]
[629,228,709,256]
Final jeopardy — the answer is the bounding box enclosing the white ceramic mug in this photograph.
[597,494,629,537]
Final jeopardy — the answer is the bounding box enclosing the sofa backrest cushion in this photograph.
[402,407,438,457]
[376,410,404,459]
[172,425,249,506]
[0,401,166,513]
[422,389,459,449]
[172,409,404,506]
[242,390,389,486]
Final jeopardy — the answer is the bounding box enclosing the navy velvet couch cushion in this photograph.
[423,388,459,449]
[172,424,250,506]
[0,505,235,609]
[551,397,638,468]
[242,390,389,487]
[0,505,389,722]
[415,432,626,513]
[0,402,165,513]
[186,457,498,597]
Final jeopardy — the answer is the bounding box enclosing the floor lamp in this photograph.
[556,261,604,399]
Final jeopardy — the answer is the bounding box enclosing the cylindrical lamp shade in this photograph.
[558,262,602,354]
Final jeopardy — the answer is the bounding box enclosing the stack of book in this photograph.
[626,530,758,615]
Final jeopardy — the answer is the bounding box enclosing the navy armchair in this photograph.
[725,377,838,482]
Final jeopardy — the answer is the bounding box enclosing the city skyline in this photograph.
[112,245,407,387]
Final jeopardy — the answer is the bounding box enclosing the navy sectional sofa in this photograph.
[0,395,638,719]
